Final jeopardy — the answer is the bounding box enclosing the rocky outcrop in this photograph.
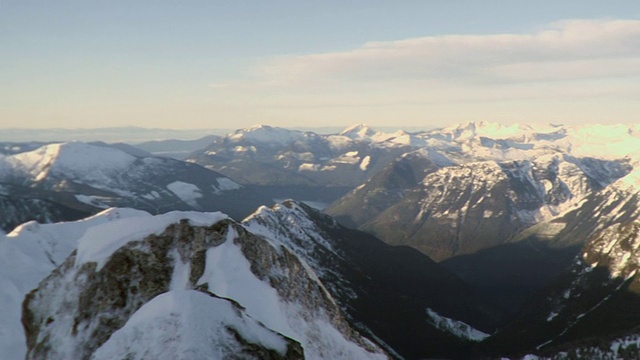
[22,214,386,360]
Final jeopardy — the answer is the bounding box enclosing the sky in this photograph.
[2,1,639,130]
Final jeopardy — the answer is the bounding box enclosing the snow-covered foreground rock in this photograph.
[0,208,145,360]
[1,208,387,360]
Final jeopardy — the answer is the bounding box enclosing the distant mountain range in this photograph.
[2,121,640,359]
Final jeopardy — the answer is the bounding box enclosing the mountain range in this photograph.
[2,121,640,359]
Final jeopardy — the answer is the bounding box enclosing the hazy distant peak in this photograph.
[436,121,563,141]
[228,124,308,145]
[339,124,378,139]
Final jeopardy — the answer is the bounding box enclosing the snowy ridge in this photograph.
[195,224,382,359]
[192,122,640,192]
[0,141,243,197]
[243,200,342,278]
[416,121,640,163]
[189,123,415,188]
[3,142,137,184]
[73,210,228,271]
[322,122,638,261]
[339,124,378,140]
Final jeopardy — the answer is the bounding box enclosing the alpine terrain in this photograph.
[2,121,640,359]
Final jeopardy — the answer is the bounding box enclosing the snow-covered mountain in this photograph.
[5,121,640,358]
[329,154,630,261]
[327,122,637,261]
[0,141,271,231]
[4,208,388,360]
[187,125,413,189]
[323,121,640,325]
[183,121,640,262]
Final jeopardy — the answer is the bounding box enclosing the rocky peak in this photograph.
[21,211,387,360]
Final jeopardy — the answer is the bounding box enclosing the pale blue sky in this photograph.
[2,1,639,129]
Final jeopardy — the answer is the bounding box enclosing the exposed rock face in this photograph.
[22,214,386,360]
[327,152,440,228]
[330,155,631,261]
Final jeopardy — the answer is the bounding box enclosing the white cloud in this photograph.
[254,19,640,85]
[208,19,640,125]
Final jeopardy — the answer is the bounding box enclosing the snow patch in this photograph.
[166,181,202,207]
[298,163,320,172]
[359,155,371,171]
[426,308,490,342]
[215,177,242,191]
[74,194,110,208]
[92,290,290,360]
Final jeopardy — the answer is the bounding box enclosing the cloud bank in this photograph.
[257,19,640,84]
[210,19,640,125]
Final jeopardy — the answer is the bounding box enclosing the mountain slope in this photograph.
[0,141,271,227]
[0,191,91,233]
[351,156,627,261]
[482,168,640,356]
[327,151,441,228]
[244,200,505,359]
